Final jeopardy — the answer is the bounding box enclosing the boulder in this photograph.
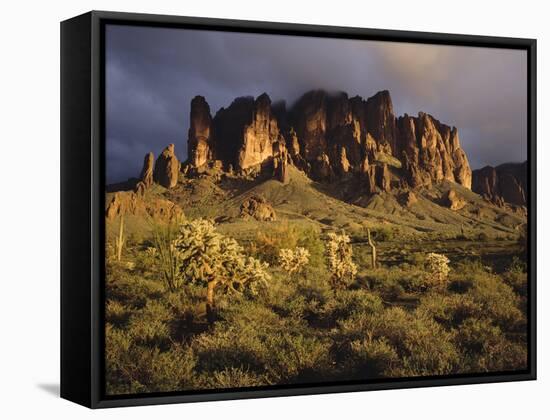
[402,191,418,207]
[240,195,276,221]
[446,189,466,210]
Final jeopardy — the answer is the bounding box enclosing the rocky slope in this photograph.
[184,89,472,194]
[472,162,527,207]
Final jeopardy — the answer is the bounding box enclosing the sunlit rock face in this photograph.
[396,112,472,189]
[139,152,154,187]
[237,93,286,170]
[188,96,213,168]
[183,89,473,192]
[153,144,180,189]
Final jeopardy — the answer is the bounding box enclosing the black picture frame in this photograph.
[60,10,537,409]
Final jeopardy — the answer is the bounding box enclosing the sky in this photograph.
[105,24,527,183]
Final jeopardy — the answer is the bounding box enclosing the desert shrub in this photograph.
[294,289,384,329]
[517,223,527,252]
[279,247,310,276]
[415,293,482,328]
[454,258,488,275]
[123,346,197,393]
[466,273,525,333]
[371,226,396,242]
[425,252,451,288]
[477,232,490,241]
[325,231,357,289]
[455,318,527,372]
[133,246,159,274]
[361,267,423,300]
[193,301,331,383]
[347,337,399,378]
[252,221,324,267]
[126,300,172,349]
[448,277,474,293]
[398,313,459,376]
[105,300,131,328]
[503,257,528,297]
[105,321,197,395]
[274,280,333,323]
[397,271,430,293]
[251,221,302,264]
[325,290,384,321]
[106,271,165,309]
[297,227,325,268]
[410,252,426,267]
[337,307,459,377]
[150,219,186,291]
[197,367,266,390]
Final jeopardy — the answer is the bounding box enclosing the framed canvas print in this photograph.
[60,11,536,408]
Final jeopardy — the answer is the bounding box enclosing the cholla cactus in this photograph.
[279,247,310,276]
[170,219,270,323]
[425,252,451,287]
[325,232,357,289]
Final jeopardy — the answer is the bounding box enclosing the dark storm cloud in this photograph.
[106,24,527,183]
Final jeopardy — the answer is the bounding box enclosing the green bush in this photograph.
[467,273,525,333]
[455,318,527,372]
[347,337,399,378]
[415,293,482,328]
[192,303,331,383]
[503,257,528,297]
[197,367,266,390]
[337,307,459,377]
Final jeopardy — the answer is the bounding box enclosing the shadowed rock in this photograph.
[472,162,527,206]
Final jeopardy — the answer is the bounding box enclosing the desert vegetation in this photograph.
[104,87,528,395]
[105,214,528,395]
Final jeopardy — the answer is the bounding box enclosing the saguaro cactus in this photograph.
[115,215,125,262]
[367,228,377,269]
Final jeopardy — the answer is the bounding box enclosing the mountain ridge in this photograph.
[185,89,472,193]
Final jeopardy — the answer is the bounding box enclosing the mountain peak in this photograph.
[181,89,472,192]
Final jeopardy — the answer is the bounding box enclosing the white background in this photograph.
[1,0,547,418]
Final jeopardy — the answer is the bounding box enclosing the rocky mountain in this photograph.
[105,89,528,247]
[472,162,527,207]
[110,89,530,222]
[184,89,472,194]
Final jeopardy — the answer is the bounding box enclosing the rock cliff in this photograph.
[185,89,472,193]
[187,96,213,167]
[472,162,527,206]
[153,144,180,188]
